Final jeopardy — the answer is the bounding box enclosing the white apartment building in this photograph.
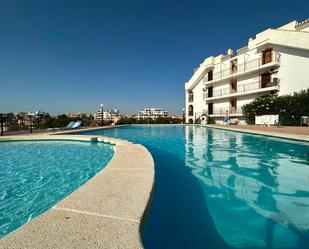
[185,19,309,124]
[67,112,82,118]
[138,108,168,119]
[94,109,120,122]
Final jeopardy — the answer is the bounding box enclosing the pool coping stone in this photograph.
[0,133,155,249]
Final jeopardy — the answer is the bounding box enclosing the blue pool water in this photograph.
[0,140,114,238]
[76,125,309,249]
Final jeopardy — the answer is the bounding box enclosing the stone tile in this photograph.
[0,209,143,249]
[205,125,309,142]
[56,170,154,222]
[109,144,154,170]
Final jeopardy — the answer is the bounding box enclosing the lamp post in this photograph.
[0,113,4,136]
[100,104,104,126]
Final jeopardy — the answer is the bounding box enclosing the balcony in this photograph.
[208,108,243,117]
[203,79,279,101]
[203,51,280,84]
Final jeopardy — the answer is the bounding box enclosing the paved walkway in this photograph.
[206,125,309,142]
[213,125,309,135]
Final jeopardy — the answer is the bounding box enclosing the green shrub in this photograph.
[242,88,309,125]
[207,116,216,124]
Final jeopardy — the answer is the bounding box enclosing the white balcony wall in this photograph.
[212,80,230,96]
[212,99,230,110]
[237,95,257,108]
[186,79,207,122]
[192,79,207,116]
[275,45,309,95]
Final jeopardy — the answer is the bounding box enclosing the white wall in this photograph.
[275,45,309,95]
[186,79,207,123]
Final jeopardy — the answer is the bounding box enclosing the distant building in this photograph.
[122,113,138,119]
[185,19,309,124]
[94,109,120,123]
[67,112,92,118]
[2,111,50,130]
[67,112,82,118]
[138,108,168,119]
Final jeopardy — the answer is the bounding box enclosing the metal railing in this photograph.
[203,79,279,99]
[237,81,260,93]
[213,87,230,97]
[204,51,280,82]
[208,108,242,116]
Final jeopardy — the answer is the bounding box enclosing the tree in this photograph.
[242,88,309,125]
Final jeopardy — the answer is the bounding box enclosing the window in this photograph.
[262,48,272,65]
[188,92,193,102]
[261,72,272,88]
[208,103,213,115]
[208,70,213,81]
[230,98,237,112]
[230,79,237,93]
[208,87,213,98]
[188,105,194,116]
[231,59,237,73]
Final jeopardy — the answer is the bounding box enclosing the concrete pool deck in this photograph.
[204,124,309,142]
[0,134,155,249]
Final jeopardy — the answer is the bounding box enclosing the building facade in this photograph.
[185,19,309,124]
[138,108,168,119]
[93,109,120,123]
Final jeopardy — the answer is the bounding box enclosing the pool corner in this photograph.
[0,134,155,249]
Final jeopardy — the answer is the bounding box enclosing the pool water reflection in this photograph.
[76,125,309,249]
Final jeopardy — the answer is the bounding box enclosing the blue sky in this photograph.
[0,0,308,115]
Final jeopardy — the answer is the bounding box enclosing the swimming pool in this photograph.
[76,125,309,249]
[0,140,114,238]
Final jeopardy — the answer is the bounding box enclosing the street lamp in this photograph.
[0,113,4,136]
[100,104,104,126]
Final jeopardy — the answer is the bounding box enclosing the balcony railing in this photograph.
[203,51,280,83]
[208,108,242,116]
[213,87,230,97]
[237,81,260,93]
[203,80,279,100]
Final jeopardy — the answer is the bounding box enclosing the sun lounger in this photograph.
[64,121,76,129]
[71,120,82,129]
[46,121,76,131]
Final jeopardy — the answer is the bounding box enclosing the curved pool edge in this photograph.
[0,134,155,249]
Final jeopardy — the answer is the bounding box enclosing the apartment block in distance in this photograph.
[185,19,309,124]
[138,108,168,119]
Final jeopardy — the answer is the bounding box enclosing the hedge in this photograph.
[241,88,309,125]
